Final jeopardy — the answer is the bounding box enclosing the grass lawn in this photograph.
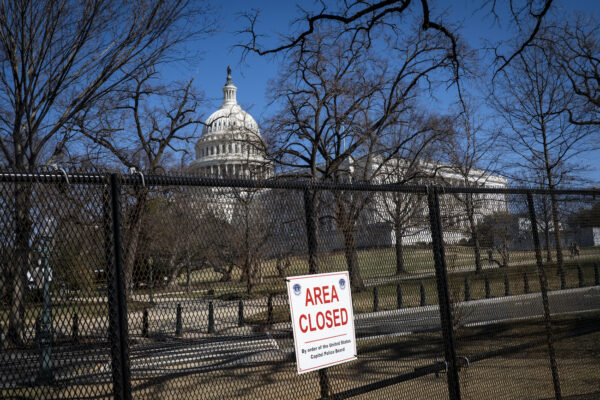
[168,245,599,302]
[241,258,599,327]
[4,246,597,345]
[166,244,599,316]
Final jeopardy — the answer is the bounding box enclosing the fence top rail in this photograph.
[0,170,598,196]
[0,171,107,185]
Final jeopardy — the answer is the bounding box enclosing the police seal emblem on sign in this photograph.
[293,283,302,296]
[339,278,346,290]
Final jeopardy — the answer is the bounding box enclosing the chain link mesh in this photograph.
[438,190,600,399]
[0,173,113,399]
[1,171,598,399]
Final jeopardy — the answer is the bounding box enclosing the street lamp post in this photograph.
[36,223,54,385]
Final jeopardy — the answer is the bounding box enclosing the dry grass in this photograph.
[6,312,596,399]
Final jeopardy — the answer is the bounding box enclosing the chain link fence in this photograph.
[1,171,599,399]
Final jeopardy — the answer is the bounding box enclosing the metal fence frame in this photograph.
[1,170,599,400]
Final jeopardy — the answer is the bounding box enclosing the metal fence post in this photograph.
[105,174,132,400]
[396,284,403,309]
[176,303,183,336]
[142,309,149,338]
[72,313,79,343]
[208,301,215,334]
[427,187,461,400]
[238,299,245,327]
[303,187,330,399]
[373,287,379,312]
[527,193,562,400]
[267,294,274,327]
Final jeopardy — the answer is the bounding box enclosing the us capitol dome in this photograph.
[190,66,273,179]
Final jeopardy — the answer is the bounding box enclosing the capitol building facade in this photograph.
[188,67,509,253]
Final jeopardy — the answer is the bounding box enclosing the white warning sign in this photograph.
[286,271,357,374]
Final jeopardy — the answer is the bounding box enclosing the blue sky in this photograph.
[168,0,600,183]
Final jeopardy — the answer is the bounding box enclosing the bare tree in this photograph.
[141,189,207,291]
[265,26,452,289]
[229,187,275,294]
[265,30,382,282]
[238,3,555,396]
[0,0,212,345]
[0,0,212,169]
[549,16,600,126]
[78,68,205,294]
[478,212,519,268]
[373,112,449,275]
[201,212,239,283]
[80,68,205,172]
[241,1,555,109]
[434,101,499,273]
[331,112,452,287]
[376,165,428,275]
[492,43,595,278]
[532,173,555,263]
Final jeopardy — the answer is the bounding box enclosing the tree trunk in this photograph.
[218,264,234,282]
[243,202,254,294]
[8,183,32,346]
[304,189,330,397]
[394,220,406,274]
[501,242,509,268]
[466,194,482,273]
[239,263,248,283]
[542,128,563,271]
[244,259,254,295]
[544,226,552,262]
[276,257,286,278]
[343,227,364,289]
[303,189,319,274]
[335,194,364,289]
[186,265,191,292]
[166,256,189,289]
[549,191,564,269]
[123,188,148,295]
